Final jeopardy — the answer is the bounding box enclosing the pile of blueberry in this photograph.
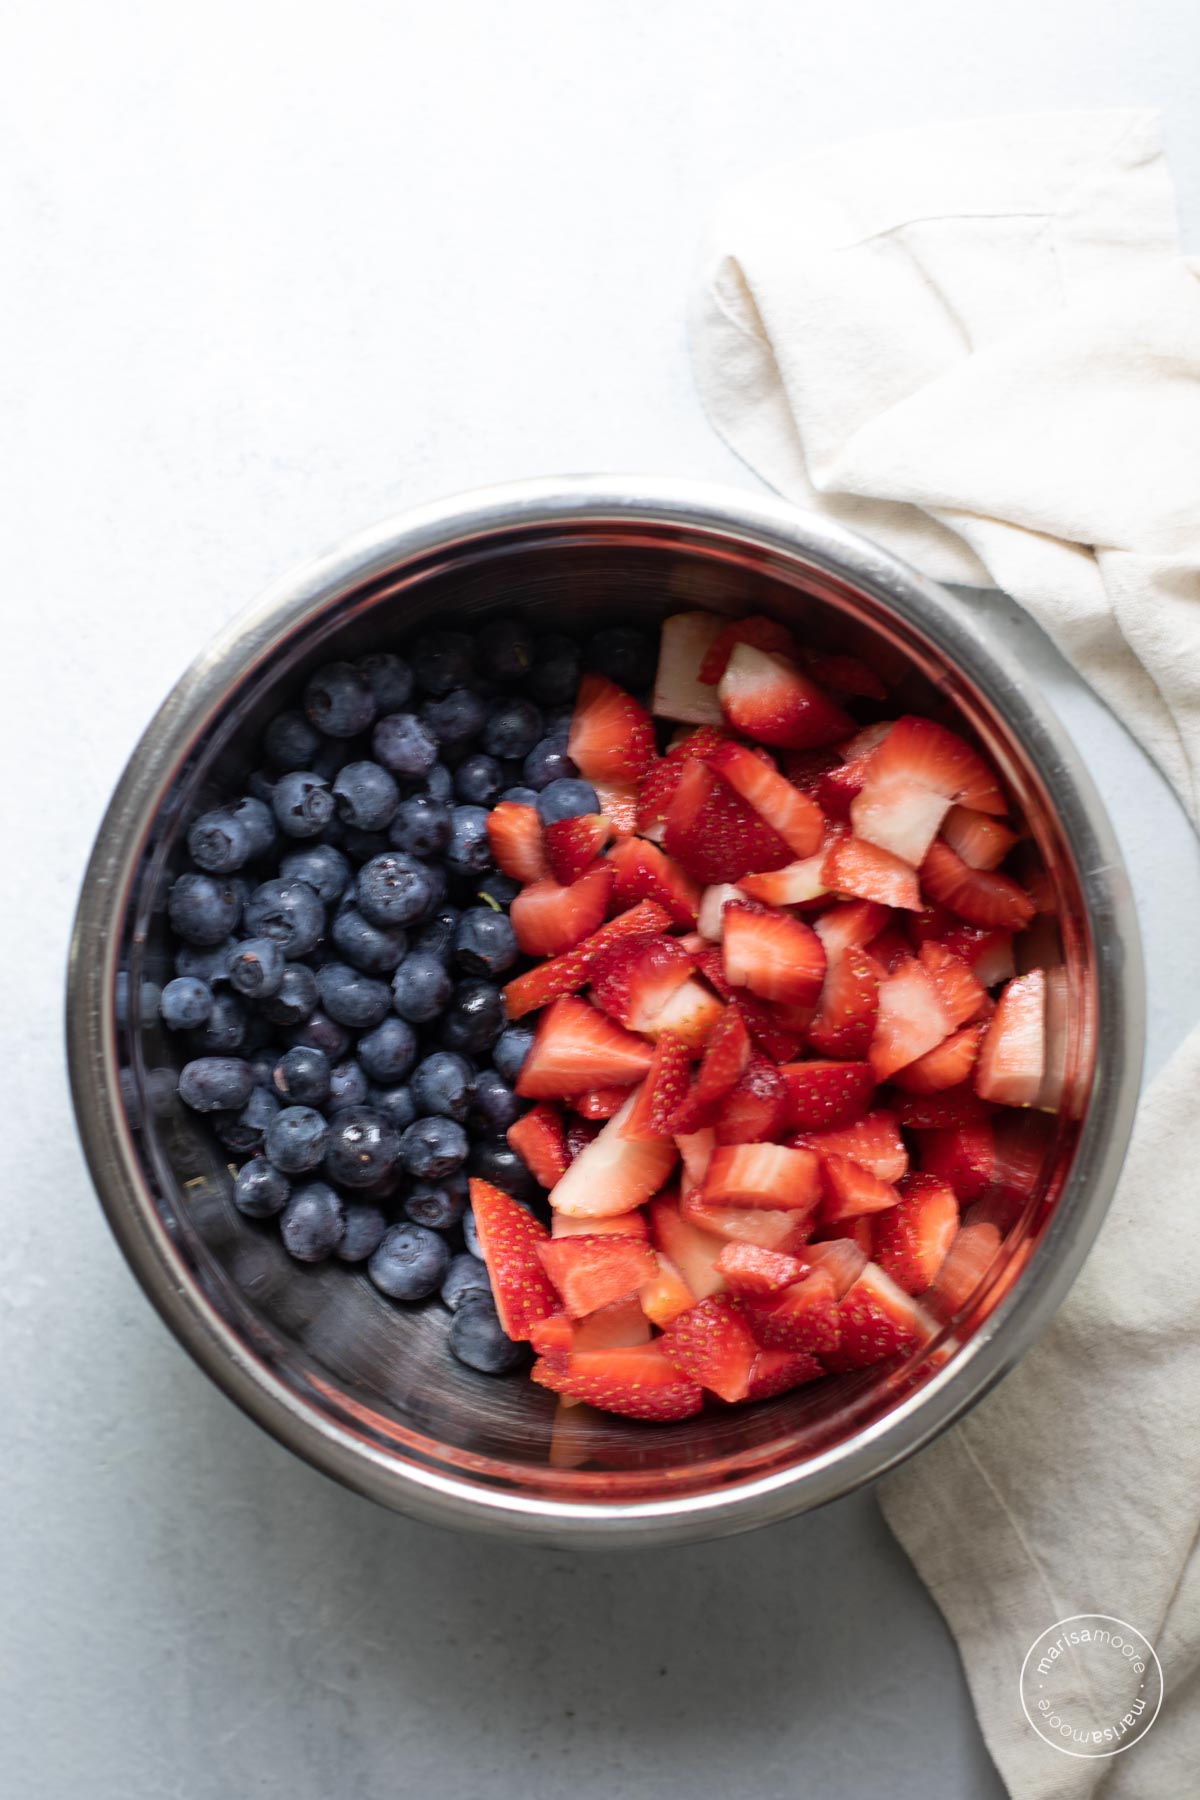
[149,617,656,1377]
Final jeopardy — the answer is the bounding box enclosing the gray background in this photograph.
[5,3,1200,1795]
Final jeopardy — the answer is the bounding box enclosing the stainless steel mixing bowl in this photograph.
[66,477,1143,1546]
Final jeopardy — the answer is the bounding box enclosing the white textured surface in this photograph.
[4,4,1199,1797]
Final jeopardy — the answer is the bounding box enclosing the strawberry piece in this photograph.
[661,1295,762,1401]
[563,1116,600,1161]
[549,1092,678,1219]
[740,852,829,907]
[567,674,657,784]
[795,1110,908,1183]
[621,1032,692,1142]
[824,834,921,910]
[606,836,702,928]
[893,1083,989,1129]
[572,1296,652,1350]
[713,1241,810,1295]
[893,1022,984,1093]
[712,1055,789,1144]
[649,1192,727,1298]
[702,1142,821,1212]
[704,740,825,858]
[851,777,950,869]
[821,1263,936,1371]
[662,758,794,885]
[575,1086,634,1120]
[681,1193,811,1251]
[675,1128,716,1190]
[939,922,1017,987]
[544,814,612,884]
[718,644,854,750]
[696,882,745,940]
[536,1234,658,1318]
[868,715,1007,815]
[635,758,685,833]
[745,1347,826,1400]
[698,614,797,684]
[532,1344,705,1421]
[551,1209,649,1239]
[941,804,1019,871]
[815,898,890,961]
[874,1173,959,1295]
[510,863,615,959]
[529,1312,575,1356]
[920,840,1035,932]
[815,761,870,821]
[802,649,888,700]
[469,1179,560,1342]
[635,1253,695,1332]
[864,922,911,974]
[502,899,673,1018]
[742,1265,842,1354]
[976,969,1046,1106]
[929,1221,1002,1311]
[807,944,880,1060]
[918,1119,997,1202]
[869,955,953,1081]
[666,724,731,761]
[806,1237,870,1296]
[593,780,640,837]
[722,900,826,1006]
[640,976,725,1050]
[507,1102,569,1188]
[516,996,654,1099]
[917,939,990,1027]
[732,996,807,1064]
[819,1153,901,1224]
[812,1214,875,1255]
[783,747,842,791]
[779,1060,876,1131]
[667,1008,753,1132]
[652,612,727,726]
[588,933,693,1032]
[486,802,548,883]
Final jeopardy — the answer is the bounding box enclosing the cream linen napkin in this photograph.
[691,111,1200,1796]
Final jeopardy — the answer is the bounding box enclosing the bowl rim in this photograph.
[66,475,1144,1546]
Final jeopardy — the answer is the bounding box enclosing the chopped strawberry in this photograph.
[666,724,732,761]
[807,944,880,1060]
[640,976,726,1051]
[666,1007,752,1133]
[718,644,854,750]
[574,1086,634,1120]
[806,1237,870,1296]
[811,1213,875,1255]
[503,899,672,1017]
[661,1295,762,1401]
[516,996,654,1099]
[892,1083,989,1129]
[588,933,693,1032]
[783,746,841,791]
[839,721,896,762]
[873,1173,959,1294]
[548,1092,678,1218]
[532,1344,705,1420]
[507,1102,569,1188]
[681,1193,811,1252]
[815,760,870,821]
[529,1312,575,1356]
[976,969,1045,1106]
[917,1119,996,1202]
[652,612,727,727]
[819,1153,901,1224]
[696,882,745,940]
[606,836,702,929]
[722,900,826,1007]
[712,1055,789,1143]
[702,1142,821,1212]
[868,955,953,1081]
[662,758,794,885]
[941,804,1019,871]
[745,1347,825,1400]
[803,648,888,700]
[893,1021,984,1093]
[822,1263,936,1371]
[920,839,1035,932]
[621,1032,692,1142]
[741,1265,842,1354]
[823,834,921,910]
[551,1209,650,1239]
[648,1191,727,1297]
[928,1221,1002,1311]
[739,852,829,907]
[795,1110,908,1183]
[567,674,657,784]
[639,1251,698,1327]
[510,863,615,959]
[698,614,798,684]
[864,922,910,974]
[917,939,990,1027]
[704,740,825,859]
[779,1060,876,1131]
[469,1179,560,1342]
[714,1241,811,1295]
[635,758,684,833]
[563,1116,600,1160]
[868,715,1007,815]
[487,801,548,883]
[536,1234,658,1318]
[1038,964,1069,1112]
[544,813,612,884]
[675,1128,716,1189]
[815,899,890,961]
[850,777,950,868]
[572,1296,652,1350]
[940,922,1017,987]
[593,780,640,837]
[700,962,808,1063]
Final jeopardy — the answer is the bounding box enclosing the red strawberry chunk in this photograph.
[917,1119,996,1202]
[874,1174,959,1295]
[812,1214,875,1256]
[510,863,615,959]
[652,612,727,727]
[976,969,1046,1106]
[567,674,657,784]
[893,1022,985,1093]
[917,939,990,1027]
[780,1060,876,1131]
[718,644,854,750]
[920,839,1036,932]
[635,758,684,833]
[502,899,672,1017]
[819,1153,901,1223]
[666,1007,752,1133]
[941,804,1019,870]
[815,899,890,961]
[516,995,654,1098]
[606,836,702,928]
[727,992,808,1064]
[469,1178,560,1342]
[674,1128,716,1190]
[795,1110,908,1183]
[745,1347,826,1400]
[850,776,950,869]
[821,1263,936,1371]
[681,1193,811,1252]
[487,802,548,884]
[868,715,1007,815]
[662,758,794,885]
[507,1102,569,1188]
[712,1055,789,1143]
[704,740,825,859]
[698,614,798,684]
[739,852,829,907]
[551,1209,650,1240]
[593,781,640,837]
[639,1251,697,1327]
[549,1092,678,1219]
[702,1142,821,1212]
[532,1344,705,1420]
[588,932,693,1032]
[816,761,870,821]
[571,1297,652,1350]
[544,813,612,884]
[928,1221,1002,1311]
[938,922,1016,987]
[892,1083,989,1129]
[621,1032,692,1142]
[529,1312,575,1356]
[805,945,880,1060]
[575,1086,634,1120]
[802,649,888,700]
[869,955,953,1081]
[806,1237,870,1296]
[661,1296,762,1402]
[722,899,826,1007]
[824,835,921,910]
[649,1192,728,1299]
[536,1234,658,1318]
[641,976,726,1051]
[742,1265,842,1354]
[713,1241,811,1295]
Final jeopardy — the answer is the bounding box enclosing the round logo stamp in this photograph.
[1020,1615,1163,1758]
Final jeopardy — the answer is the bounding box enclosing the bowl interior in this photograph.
[111,516,1097,1513]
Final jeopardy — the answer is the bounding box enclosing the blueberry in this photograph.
[229,794,278,859]
[528,633,580,705]
[244,878,325,956]
[454,754,504,807]
[280,1181,346,1262]
[272,771,334,839]
[440,980,504,1056]
[372,712,439,780]
[422,762,455,803]
[522,737,578,791]
[422,687,487,747]
[227,937,287,999]
[462,1207,482,1258]
[260,962,320,1027]
[455,907,518,976]
[188,991,247,1054]
[214,1085,279,1155]
[280,844,352,905]
[473,871,521,910]
[471,1068,520,1133]
[304,661,376,738]
[356,651,413,714]
[329,1059,370,1109]
[285,1009,350,1061]
[247,1046,281,1088]
[441,1252,493,1312]
[410,1050,474,1122]
[173,938,236,984]
[324,1105,402,1188]
[445,806,492,876]
[586,625,657,691]
[272,1044,331,1106]
[233,1156,290,1218]
[315,962,392,1030]
[412,906,460,967]
[499,785,539,807]
[536,778,599,826]
[159,976,214,1031]
[493,1024,535,1085]
[168,872,243,946]
[179,1057,255,1113]
[468,1138,537,1202]
[330,903,408,975]
[187,809,252,874]
[331,759,400,831]
[390,952,453,1024]
[403,1176,468,1232]
[368,1222,450,1300]
[356,852,438,929]
[336,1203,389,1263]
[399,1115,469,1181]
[357,1015,418,1083]
[482,697,543,760]
[411,630,475,697]
[264,710,321,771]
[477,617,534,682]
[449,1299,528,1374]
[264,1104,329,1173]
[388,794,452,858]
[368,1084,417,1131]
